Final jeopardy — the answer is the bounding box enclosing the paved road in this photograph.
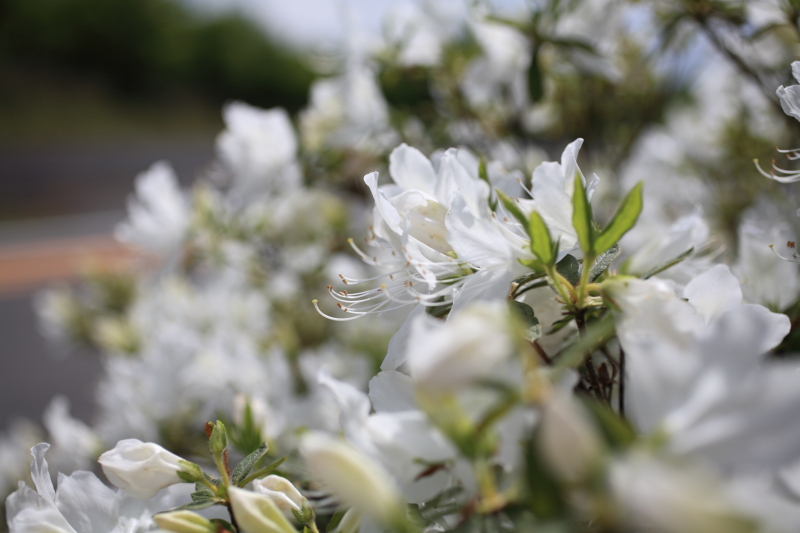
[0,137,216,429]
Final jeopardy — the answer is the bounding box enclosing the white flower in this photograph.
[318,370,456,504]
[299,64,395,153]
[461,17,530,111]
[228,487,298,533]
[299,432,404,525]
[517,138,600,260]
[7,443,187,533]
[777,61,800,123]
[252,475,307,515]
[116,161,189,253]
[406,301,516,391]
[537,391,604,483]
[610,453,758,533]
[98,439,187,499]
[42,396,102,473]
[217,101,301,205]
[607,267,800,471]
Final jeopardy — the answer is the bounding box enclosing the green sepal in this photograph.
[210,519,237,532]
[232,442,269,485]
[177,460,204,483]
[595,182,643,256]
[529,211,557,266]
[496,188,529,230]
[571,173,594,257]
[555,254,580,286]
[589,243,620,282]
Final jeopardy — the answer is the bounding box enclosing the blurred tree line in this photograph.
[0,0,314,114]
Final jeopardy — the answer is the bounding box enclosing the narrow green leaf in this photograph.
[580,398,636,450]
[642,247,694,279]
[168,498,224,512]
[529,211,555,265]
[595,182,643,255]
[555,313,616,369]
[496,188,529,230]
[589,243,620,282]
[526,428,568,519]
[571,174,594,256]
[232,442,269,485]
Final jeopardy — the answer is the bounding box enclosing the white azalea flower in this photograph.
[7,443,188,533]
[217,101,301,205]
[607,267,800,471]
[318,370,456,504]
[115,161,189,254]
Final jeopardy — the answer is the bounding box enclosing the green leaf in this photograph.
[525,429,568,519]
[571,174,594,256]
[580,398,636,450]
[555,313,616,369]
[168,498,224,512]
[555,254,580,286]
[529,211,556,265]
[496,189,529,230]
[642,247,694,279]
[191,489,215,502]
[589,243,620,282]
[594,182,643,255]
[232,442,269,485]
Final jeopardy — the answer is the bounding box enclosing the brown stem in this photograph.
[532,340,552,365]
[574,312,608,405]
[619,345,626,417]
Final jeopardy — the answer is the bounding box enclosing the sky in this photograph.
[182,0,526,48]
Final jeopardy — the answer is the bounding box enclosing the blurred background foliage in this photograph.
[0,0,313,142]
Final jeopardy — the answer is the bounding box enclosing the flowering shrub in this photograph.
[8,0,800,532]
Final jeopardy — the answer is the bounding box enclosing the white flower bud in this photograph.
[154,510,216,533]
[408,301,515,392]
[253,475,307,515]
[98,439,187,499]
[537,392,604,482]
[299,432,404,526]
[228,486,298,533]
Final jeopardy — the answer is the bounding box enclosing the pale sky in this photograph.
[182,0,527,48]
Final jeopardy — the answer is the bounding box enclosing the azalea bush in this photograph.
[8,0,800,532]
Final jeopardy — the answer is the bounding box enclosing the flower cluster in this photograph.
[7,0,800,532]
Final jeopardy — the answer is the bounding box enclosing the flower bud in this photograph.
[253,475,307,517]
[154,510,216,533]
[299,433,404,526]
[208,420,228,455]
[537,392,604,482]
[98,439,188,499]
[228,486,298,533]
